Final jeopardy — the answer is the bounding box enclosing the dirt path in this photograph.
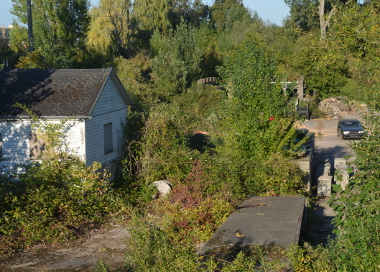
[0,224,130,271]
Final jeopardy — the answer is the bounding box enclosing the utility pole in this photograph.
[27,0,34,51]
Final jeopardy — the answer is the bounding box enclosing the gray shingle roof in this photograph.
[0,68,130,117]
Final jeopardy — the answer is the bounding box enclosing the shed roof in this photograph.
[0,68,132,117]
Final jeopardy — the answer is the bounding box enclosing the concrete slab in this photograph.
[201,196,305,252]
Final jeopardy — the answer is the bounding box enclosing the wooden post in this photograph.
[297,75,305,100]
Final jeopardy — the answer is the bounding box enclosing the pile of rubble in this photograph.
[318,97,356,117]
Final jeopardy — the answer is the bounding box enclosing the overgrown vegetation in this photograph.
[0,111,129,253]
[2,0,380,270]
[288,111,380,271]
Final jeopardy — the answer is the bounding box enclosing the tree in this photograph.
[150,21,202,98]
[216,35,304,195]
[290,33,348,98]
[210,0,247,32]
[87,0,134,57]
[10,0,90,68]
[215,7,263,57]
[284,0,354,38]
[133,0,172,33]
[328,1,380,88]
[170,0,210,26]
[194,21,222,77]
[217,36,293,157]
[318,0,335,39]
[284,0,320,32]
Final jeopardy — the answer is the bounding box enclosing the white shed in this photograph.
[0,68,132,174]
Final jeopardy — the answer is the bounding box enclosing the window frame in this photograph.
[103,122,114,154]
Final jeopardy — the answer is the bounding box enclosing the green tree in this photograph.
[11,0,90,68]
[328,1,380,92]
[210,0,247,32]
[170,0,209,26]
[284,0,355,37]
[87,0,133,58]
[8,23,28,54]
[133,0,172,33]
[290,33,348,98]
[150,21,202,99]
[216,35,305,195]
[195,21,222,77]
[216,10,266,60]
[284,0,319,32]
[218,36,292,156]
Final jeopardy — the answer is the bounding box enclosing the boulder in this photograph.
[151,180,173,198]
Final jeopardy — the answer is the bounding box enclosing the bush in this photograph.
[0,155,127,253]
[124,216,285,272]
[124,217,202,272]
[147,160,235,247]
[287,243,333,272]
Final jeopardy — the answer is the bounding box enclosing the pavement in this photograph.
[299,114,362,245]
[298,114,361,160]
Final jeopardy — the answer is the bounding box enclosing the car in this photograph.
[337,118,365,140]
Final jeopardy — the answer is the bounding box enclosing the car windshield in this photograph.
[342,121,361,127]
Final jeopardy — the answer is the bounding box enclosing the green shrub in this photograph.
[125,217,202,272]
[147,160,235,247]
[287,243,333,272]
[125,216,287,272]
[0,156,127,253]
[0,107,129,253]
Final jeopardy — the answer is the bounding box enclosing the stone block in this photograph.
[316,163,331,177]
[318,176,332,196]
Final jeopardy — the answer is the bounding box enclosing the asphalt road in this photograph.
[298,114,363,245]
[299,114,362,161]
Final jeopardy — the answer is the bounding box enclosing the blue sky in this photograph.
[1,0,290,27]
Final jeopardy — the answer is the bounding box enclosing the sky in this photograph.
[0,0,290,28]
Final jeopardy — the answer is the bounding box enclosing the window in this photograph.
[30,134,46,160]
[104,123,113,154]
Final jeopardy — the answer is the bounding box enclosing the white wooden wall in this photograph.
[0,119,31,174]
[0,75,128,175]
[84,77,128,167]
[0,119,85,175]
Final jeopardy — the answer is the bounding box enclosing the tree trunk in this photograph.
[319,0,335,40]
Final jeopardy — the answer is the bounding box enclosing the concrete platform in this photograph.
[201,196,305,252]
